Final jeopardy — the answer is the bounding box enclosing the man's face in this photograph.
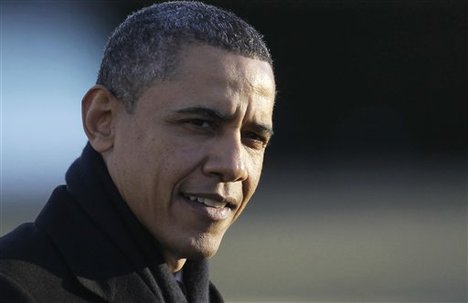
[105,44,275,260]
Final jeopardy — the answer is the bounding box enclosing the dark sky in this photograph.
[117,0,467,156]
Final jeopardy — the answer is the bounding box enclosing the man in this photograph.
[0,1,275,302]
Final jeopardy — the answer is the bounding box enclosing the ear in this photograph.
[82,85,121,153]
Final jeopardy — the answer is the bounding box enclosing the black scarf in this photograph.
[65,143,224,303]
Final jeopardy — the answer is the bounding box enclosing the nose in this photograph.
[202,135,248,182]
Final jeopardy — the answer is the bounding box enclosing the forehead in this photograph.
[169,44,276,117]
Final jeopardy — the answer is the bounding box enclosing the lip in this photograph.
[180,192,236,221]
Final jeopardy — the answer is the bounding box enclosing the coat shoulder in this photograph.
[0,218,99,302]
[0,223,67,302]
[0,223,52,260]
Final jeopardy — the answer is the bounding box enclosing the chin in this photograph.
[183,233,224,260]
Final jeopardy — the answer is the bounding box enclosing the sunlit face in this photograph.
[105,44,276,261]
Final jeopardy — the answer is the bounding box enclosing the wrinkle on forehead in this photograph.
[168,44,276,123]
[227,56,276,101]
[245,74,276,101]
[176,44,275,97]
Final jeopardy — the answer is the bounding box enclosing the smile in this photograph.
[180,192,234,221]
[184,195,228,208]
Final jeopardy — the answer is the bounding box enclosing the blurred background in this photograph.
[1,0,466,302]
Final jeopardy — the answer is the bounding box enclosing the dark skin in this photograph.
[82,44,276,272]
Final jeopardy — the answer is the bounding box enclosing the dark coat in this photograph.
[0,144,224,303]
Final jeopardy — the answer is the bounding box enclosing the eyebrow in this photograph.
[174,106,274,137]
[175,106,229,121]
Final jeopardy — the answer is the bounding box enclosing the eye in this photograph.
[182,118,217,131]
[187,119,211,128]
[242,131,269,149]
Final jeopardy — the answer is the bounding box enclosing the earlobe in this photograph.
[82,85,118,153]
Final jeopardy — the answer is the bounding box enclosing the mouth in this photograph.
[180,192,236,221]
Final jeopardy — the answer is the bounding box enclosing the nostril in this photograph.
[203,156,248,182]
[201,137,248,182]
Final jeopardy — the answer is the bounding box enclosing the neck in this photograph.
[164,252,187,272]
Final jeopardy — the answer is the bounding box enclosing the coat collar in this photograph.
[35,144,197,302]
[36,184,164,302]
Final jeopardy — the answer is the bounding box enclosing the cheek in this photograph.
[154,139,207,187]
[242,153,264,202]
[243,173,260,203]
[233,176,261,223]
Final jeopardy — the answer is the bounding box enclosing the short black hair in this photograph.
[96,1,272,110]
